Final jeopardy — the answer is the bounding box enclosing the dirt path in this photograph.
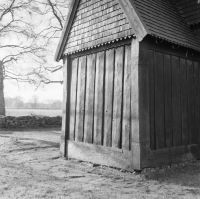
[0,129,200,199]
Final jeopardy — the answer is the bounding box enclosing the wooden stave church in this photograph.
[55,0,200,171]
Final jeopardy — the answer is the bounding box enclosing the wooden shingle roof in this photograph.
[55,0,200,61]
[130,0,200,51]
[173,0,200,25]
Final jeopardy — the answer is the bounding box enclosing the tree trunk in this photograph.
[0,61,5,116]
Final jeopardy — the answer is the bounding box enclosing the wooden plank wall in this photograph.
[69,44,131,151]
[149,50,200,150]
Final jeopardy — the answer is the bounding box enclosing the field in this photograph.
[6,108,62,117]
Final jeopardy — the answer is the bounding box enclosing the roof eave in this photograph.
[54,0,80,62]
[117,0,148,41]
[55,0,149,61]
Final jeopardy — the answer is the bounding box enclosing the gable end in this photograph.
[55,0,147,61]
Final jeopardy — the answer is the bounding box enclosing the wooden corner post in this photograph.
[131,38,150,170]
[60,55,71,158]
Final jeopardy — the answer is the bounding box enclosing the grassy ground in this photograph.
[0,129,200,198]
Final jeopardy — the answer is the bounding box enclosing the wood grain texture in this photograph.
[93,51,105,145]
[198,62,200,144]
[180,58,189,146]
[84,54,96,143]
[75,56,86,142]
[61,57,69,157]
[147,144,200,167]
[154,52,165,149]
[187,60,194,145]
[138,41,150,168]
[149,50,155,150]
[112,46,124,148]
[67,140,133,171]
[130,39,140,169]
[70,58,78,141]
[164,54,173,148]
[193,62,199,144]
[103,49,115,147]
[122,45,131,151]
[171,56,182,147]
[139,41,150,144]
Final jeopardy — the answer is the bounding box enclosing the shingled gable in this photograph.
[55,0,147,61]
[55,0,200,62]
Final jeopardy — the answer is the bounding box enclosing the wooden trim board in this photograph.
[146,144,200,167]
[67,140,133,171]
[60,56,71,157]
[117,0,147,41]
[69,38,132,59]
[144,36,200,62]
[55,0,81,61]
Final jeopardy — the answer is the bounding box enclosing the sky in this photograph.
[2,47,64,103]
[0,0,67,103]
[4,79,63,103]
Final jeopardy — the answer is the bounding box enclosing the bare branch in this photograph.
[0,0,69,88]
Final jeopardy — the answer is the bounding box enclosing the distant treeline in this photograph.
[5,96,62,110]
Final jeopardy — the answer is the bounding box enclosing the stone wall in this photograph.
[0,115,62,129]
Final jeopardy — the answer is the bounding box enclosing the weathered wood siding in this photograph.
[69,44,131,151]
[64,0,133,54]
[149,50,200,150]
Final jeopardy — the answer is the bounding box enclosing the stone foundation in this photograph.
[0,115,61,129]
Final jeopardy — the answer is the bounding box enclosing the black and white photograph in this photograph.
[0,0,200,198]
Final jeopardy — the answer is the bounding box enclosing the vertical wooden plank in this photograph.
[75,56,86,142]
[131,42,139,144]
[112,46,124,148]
[180,58,189,146]
[149,50,155,150]
[187,60,194,145]
[104,49,114,147]
[154,52,165,149]
[70,58,78,141]
[84,54,96,143]
[132,39,150,169]
[193,62,199,144]
[122,45,131,151]
[171,56,182,147]
[198,62,200,144]
[138,41,150,167]
[164,54,173,148]
[61,56,70,157]
[93,51,105,145]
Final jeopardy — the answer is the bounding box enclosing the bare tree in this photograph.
[0,0,70,115]
[0,61,5,115]
[30,95,39,108]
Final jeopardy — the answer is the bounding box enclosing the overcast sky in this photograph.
[4,78,63,103]
[1,1,66,103]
